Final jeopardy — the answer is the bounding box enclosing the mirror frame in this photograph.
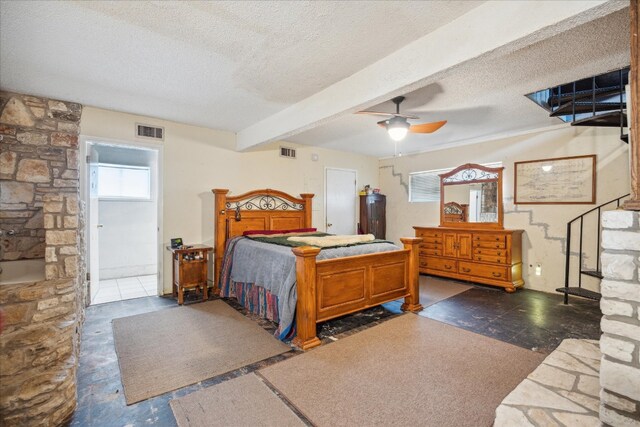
[439,163,504,229]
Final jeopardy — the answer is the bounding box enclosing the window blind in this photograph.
[409,162,502,203]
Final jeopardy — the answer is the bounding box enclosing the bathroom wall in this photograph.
[95,145,158,279]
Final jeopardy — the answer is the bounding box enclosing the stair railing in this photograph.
[561,194,629,304]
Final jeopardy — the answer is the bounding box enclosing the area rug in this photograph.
[112,300,291,404]
[420,276,472,307]
[260,314,545,427]
[170,373,305,427]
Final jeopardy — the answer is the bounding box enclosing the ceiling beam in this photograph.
[236,0,626,151]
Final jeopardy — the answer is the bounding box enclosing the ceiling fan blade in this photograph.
[409,120,447,134]
[357,111,395,117]
[376,119,388,128]
[357,111,420,120]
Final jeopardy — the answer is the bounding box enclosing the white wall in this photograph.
[380,126,629,294]
[95,145,158,280]
[80,107,379,294]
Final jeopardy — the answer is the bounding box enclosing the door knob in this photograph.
[97,224,104,228]
[327,223,332,227]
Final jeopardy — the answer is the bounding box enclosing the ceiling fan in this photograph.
[357,96,447,141]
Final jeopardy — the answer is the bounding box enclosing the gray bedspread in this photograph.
[230,237,399,337]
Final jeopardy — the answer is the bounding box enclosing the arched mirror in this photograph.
[439,163,504,229]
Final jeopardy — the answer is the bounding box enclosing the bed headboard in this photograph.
[443,201,468,223]
[212,188,314,288]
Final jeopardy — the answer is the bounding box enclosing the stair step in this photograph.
[555,287,602,301]
[550,101,625,117]
[621,134,629,143]
[571,111,627,128]
[581,270,604,279]
[548,86,624,105]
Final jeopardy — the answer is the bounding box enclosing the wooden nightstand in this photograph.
[167,244,213,305]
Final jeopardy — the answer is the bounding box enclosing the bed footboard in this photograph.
[292,237,423,350]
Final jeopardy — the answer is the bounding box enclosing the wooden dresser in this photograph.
[413,226,524,292]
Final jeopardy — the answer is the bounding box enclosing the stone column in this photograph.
[599,210,640,425]
[0,92,84,426]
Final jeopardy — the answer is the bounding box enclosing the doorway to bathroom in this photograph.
[85,142,161,305]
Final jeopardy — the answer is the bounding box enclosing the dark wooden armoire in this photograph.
[359,193,386,239]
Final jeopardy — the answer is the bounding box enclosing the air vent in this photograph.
[280,146,296,159]
[136,123,164,141]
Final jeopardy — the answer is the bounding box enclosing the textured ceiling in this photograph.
[288,6,630,157]
[0,0,482,132]
[0,1,629,157]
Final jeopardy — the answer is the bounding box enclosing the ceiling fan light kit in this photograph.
[357,95,447,144]
[387,116,410,141]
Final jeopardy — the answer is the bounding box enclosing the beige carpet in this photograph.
[260,314,545,427]
[112,300,291,404]
[170,373,305,427]
[419,276,472,307]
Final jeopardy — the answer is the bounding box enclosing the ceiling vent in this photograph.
[136,123,164,141]
[280,146,296,159]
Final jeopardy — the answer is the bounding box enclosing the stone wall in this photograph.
[599,210,640,425]
[0,92,84,426]
[0,92,81,260]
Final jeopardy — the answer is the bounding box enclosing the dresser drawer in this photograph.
[420,242,442,250]
[425,256,457,273]
[473,240,506,249]
[416,230,442,239]
[419,248,441,257]
[473,254,507,264]
[473,248,506,257]
[459,261,508,281]
[422,237,443,244]
[473,234,506,243]
[419,257,429,269]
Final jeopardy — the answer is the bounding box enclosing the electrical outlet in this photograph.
[535,263,542,276]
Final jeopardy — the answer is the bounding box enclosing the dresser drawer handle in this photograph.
[477,257,482,261]
[495,244,500,248]
[461,267,471,273]
[497,252,501,256]
[420,262,427,267]
[444,265,452,270]
[492,272,502,278]
[496,237,500,241]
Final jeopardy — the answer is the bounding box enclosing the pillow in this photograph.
[242,228,316,236]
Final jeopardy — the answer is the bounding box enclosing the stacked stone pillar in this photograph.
[0,91,85,426]
[599,210,640,425]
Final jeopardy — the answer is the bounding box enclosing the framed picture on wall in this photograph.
[514,155,596,204]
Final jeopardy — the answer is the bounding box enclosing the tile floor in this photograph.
[92,275,158,305]
[72,279,603,426]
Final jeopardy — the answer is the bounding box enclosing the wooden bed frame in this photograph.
[443,201,468,223]
[213,188,423,350]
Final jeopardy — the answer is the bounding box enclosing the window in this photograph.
[98,163,151,200]
[409,162,502,203]
[409,167,450,202]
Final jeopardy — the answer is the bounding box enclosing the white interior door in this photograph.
[88,145,100,303]
[325,168,357,235]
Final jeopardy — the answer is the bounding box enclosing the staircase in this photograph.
[557,194,629,304]
[526,68,631,303]
[526,67,630,143]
